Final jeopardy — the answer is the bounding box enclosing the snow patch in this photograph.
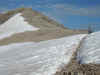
[0,13,39,39]
[77,31,100,64]
[0,34,86,75]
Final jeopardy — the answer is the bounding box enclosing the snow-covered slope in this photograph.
[0,13,39,39]
[77,31,100,64]
[0,34,86,75]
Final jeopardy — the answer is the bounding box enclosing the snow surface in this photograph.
[0,13,39,39]
[77,31,100,64]
[0,34,86,75]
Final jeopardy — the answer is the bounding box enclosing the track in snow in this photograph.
[77,31,100,64]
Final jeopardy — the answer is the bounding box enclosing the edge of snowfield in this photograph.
[0,13,39,40]
[77,31,100,64]
[0,34,87,75]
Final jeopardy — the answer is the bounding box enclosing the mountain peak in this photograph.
[0,8,88,45]
[0,8,66,29]
[0,8,37,24]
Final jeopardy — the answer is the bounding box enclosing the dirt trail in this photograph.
[55,35,100,75]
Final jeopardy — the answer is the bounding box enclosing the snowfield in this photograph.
[77,31,100,64]
[0,34,86,75]
[0,13,39,39]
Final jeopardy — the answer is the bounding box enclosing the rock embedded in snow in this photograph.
[0,34,86,75]
[0,13,39,39]
[77,31,100,64]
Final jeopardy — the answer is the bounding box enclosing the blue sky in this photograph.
[0,0,100,30]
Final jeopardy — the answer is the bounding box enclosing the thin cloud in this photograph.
[0,2,100,17]
[49,4,100,16]
[0,8,10,13]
